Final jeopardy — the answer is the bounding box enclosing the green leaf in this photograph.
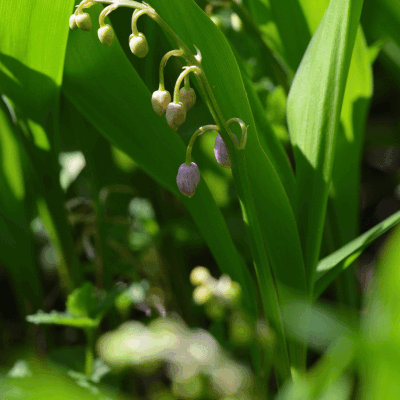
[0,98,42,315]
[66,282,98,318]
[360,225,400,398]
[0,0,81,291]
[314,210,400,299]
[325,29,373,307]
[241,0,311,73]
[26,310,98,328]
[286,0,364,288]
[62,3,260,322]
[63,0,308,377]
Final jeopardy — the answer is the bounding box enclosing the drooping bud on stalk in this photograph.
[129,33,149,58]
[190,266,210,286]
[69,14,78,30]
[151,90,171,116]
[98,24,114,46]
[214,134,238,168]
[179,87,196,111]
[193,284,213,305]
[176,162,200,198]
[166,102,186,130]
[76,13,92,31]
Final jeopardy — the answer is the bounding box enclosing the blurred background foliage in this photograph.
[1,0,400,398]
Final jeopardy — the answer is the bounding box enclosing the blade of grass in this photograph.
[314,210,400,300]
[0,0,81,291]
[0,98,42,316]
[287,0,365,291]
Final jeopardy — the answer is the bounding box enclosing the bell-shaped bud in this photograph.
[166,102,186,130]
[193,284,213,305]
[69,14,78,30]
[98,24,114,46]
[176,162,200,198]
[151,90,171,116]
[190,266,210,286]
[179,87,196,111]
[76,13,92,31]
[214,133,238,168]
[129,33,149,58]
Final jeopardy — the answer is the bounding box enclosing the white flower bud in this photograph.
[166,102,186,130]
[151,90,171,116]
[129,33,149,58]
[179,87,196,111]
[98,24,114,46]
[76,13,92,31]
[69,14,78,30]
[193,285,212,305]
[190,266,210,286]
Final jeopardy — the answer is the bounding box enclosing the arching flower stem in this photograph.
[173,66,201,104]
[159,49,184,91]
[185,125,219,165]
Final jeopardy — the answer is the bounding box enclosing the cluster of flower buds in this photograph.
[69,0,248,200]
[190,266,241,311]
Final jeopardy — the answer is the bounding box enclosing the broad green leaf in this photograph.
[314,210,400,299]
[26,310,98,328]
[148,2,307,373]
[0,98,42,315]
[242,0,311,73]
[0,0,81,291]
[360,225,400,399]
[326,29,372,307]
[63,0,307,376]
[362,0,400,49]
[62,4,259,322]
[287,0,364,288]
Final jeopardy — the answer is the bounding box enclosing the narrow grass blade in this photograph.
[0,98,43,315]
[0,0,81,291]
[314,210,400,299]
[287,0,365,290]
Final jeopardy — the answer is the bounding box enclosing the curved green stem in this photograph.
[173,66,201,103]
[131,9,150,35]
[99,3,119,27]
[185,125,219,165]
[159,49,184,91]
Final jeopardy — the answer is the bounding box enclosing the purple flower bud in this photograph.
[214,134,238,168]
[176,162,200,198]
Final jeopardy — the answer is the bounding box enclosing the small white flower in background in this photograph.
[59,151,86,191]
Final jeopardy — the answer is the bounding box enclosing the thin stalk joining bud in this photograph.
[185,125,219,165]
[77,0,95,15]
[227,117,248,149]
[131,8,151,36]
[159,49,184,91]
[173,66,201,104]
[99,3,119,27]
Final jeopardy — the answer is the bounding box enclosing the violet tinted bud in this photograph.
[176,162,200,198]
[179,87,196,111]
[166,102,186,130]
[152,90,171,116]
[214,134,238,168]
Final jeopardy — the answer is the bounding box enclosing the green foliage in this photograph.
[2,0,400,398]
